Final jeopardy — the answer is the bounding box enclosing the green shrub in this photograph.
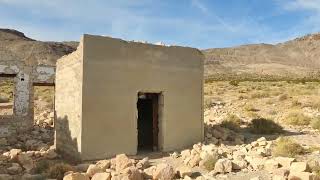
[220,114,242,132]
[203,155,219,171]
[272,137,305,158]
[47,163,74,179]
[283,112,312,126]
[311,117,320,130]
[248,118,283,134]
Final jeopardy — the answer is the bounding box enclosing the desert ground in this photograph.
[1,79,320,179]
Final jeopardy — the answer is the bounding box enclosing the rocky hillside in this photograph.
[204,33,320,79]
[0,29,76,66]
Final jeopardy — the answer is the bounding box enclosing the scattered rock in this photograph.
[115,154,133,172]
[214,159,232,174]
[86,164,103,177]
[290,162,309,173]
[91,172,111,180]
[63,172,90,180]
[153,163,175,180]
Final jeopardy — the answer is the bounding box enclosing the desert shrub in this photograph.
[204,99,214,109]
[33,160,50,174]
[283,112,312,126]
[278,94,288,101]
[311,117,320,130]
[250,91,270,99]
[248,118,283,134]
[220,114,242,132]
[243,104,259,112]
[311,165,320,176]
[203,154,219,171]
[0,95,9,103]
[268,110,277,116]
[47,163,74,179]
[265,98,274,105]
[310,100,320,110]
[291,100,302,107]
[272,137,305,158]
[229,80,239,86]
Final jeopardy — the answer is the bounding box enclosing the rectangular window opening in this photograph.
[0,76,15,120]
[33,84,55,126]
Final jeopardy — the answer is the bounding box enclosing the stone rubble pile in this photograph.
[177,137,320,180]
[204,125,245,145]
[34,110,54,126]
[64,154,179,180]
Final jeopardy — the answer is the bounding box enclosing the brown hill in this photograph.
[203,33,320,79]
[0,29,76,66]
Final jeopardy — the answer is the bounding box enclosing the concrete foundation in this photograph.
[55,35,204,161]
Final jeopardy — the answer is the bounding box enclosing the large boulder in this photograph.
[96,160,111,171]
[275,157,295,169]
[115,154,133,172]
[214,159,232,174]
[288,172,318,180]
[92,172,111,180]
[86,164,104,177]
[17,154,34,172]
[153,163,175,180]
[63,172,90,180]
[176,165,193,178]
[290,162,309,173]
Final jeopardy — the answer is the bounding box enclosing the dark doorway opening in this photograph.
[137,93,159,152]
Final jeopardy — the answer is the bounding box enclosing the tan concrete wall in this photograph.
[80,35,204,160]
[55,44,83,161]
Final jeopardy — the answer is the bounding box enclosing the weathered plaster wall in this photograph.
[0,60,55,137]
[78,35,204,160]
[55,44,83,161]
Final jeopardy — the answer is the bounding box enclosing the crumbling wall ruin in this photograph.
[0,61,55,137]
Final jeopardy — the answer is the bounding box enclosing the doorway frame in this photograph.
[136,91,164,152]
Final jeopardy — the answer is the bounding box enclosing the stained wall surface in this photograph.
[55,44,83,160]
[56,35,204,161]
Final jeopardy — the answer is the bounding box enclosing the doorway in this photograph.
[137,93,159,152]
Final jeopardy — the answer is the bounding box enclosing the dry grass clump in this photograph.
[291,99,302,107]
[283,112,312,126]
[0,95,9,103]
[220,114,242,132]
[202,154,219,171]
[33,159,50,174]
[311,117,320,130]
[278,94,288,101]
[250,91,270,99]
[47,163,74,179]
[248,118,283,134]
[272,137,305,158]
[243,104,259,112]
[229,80,239,86]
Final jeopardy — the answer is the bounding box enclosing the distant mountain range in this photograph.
[1,28,320,79]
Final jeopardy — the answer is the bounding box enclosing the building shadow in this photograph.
[55,115,81,164]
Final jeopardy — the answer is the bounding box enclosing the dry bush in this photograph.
[0,95,9,103]
[203,154,219,171]
[248,118,283,134]
[243,104,259,112]
[48,163,74,179]
[291,99,302,107]
[250,91,270,99]
[272,137,305,158]
[229,80,239,86]
[311,117,320,130]
[278,94,288,101]
[283,112,312,126]
[33,159,50,174]
[220,114,242,132]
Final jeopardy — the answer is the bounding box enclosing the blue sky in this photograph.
[0,0,320,49]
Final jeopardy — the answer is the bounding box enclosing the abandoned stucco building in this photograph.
[0,61,55,137]
[55,34,204,160]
